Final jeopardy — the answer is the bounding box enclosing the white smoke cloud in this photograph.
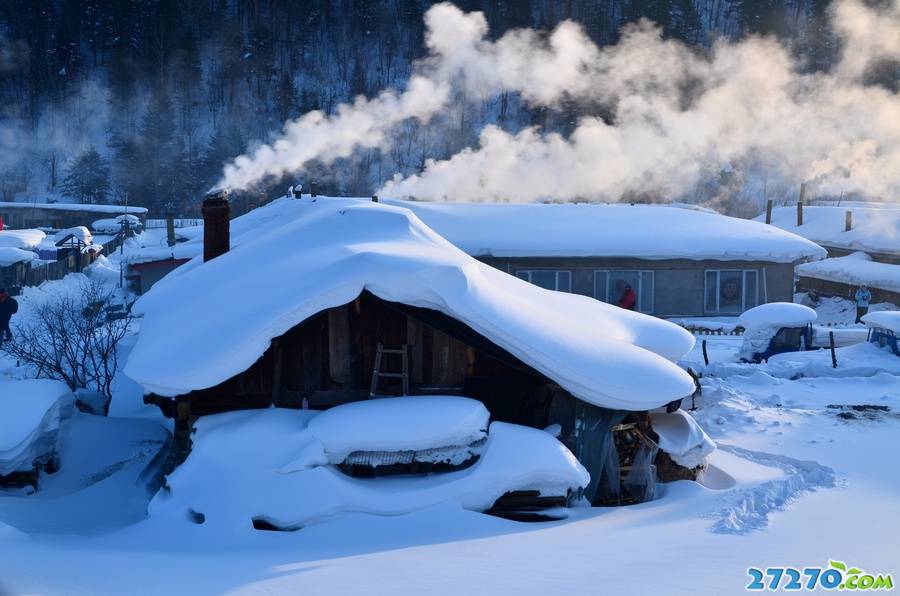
[219,0,900,205]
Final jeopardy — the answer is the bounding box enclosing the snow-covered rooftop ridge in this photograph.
[797,252,900,294]
[739,302,817,328]
[757,205,900,256]
[0,229,45,250]
[0,247,37,267]
[862,311,900,334]
[125,197,696,410]
[368,198,826,262]
[0,202,148,215]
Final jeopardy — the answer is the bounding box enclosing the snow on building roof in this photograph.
[0,380,74,476]
[0,202,148,215]
[53,226,93,246]
[379,200,826,263]
[757,205,900,256]
[0,229,45,250]
[797,252,900,294]
[125,197,696,410]
[0,247,36,267]
[862,311,900,334]
[739,302,817,328]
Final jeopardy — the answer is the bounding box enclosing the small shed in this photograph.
[862,311,900,356]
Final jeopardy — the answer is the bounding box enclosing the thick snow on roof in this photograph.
[379,200,825,262]
[0,380,74,476]
[862,311,900,334]
[739,302,817,328]
[53,226,93,245]
[92,214,141,234]
[758,205,900,256]
[149,408,588,533]
[0,247,36,267]
[798,252,900,293]
[0,201,148,215]
[0,229,45,250]
[649,410,715,469]
[126,197,696,410]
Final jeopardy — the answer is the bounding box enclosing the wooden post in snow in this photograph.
[829,332,837,368]
[796,183,806,226]
[845,210,853,232]
[765,199,773,224]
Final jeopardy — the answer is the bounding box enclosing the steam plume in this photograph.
[219,0,900,204]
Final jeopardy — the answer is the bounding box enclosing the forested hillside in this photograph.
[0,1,843,214]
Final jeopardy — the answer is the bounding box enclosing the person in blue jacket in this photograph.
[854,284,872,323]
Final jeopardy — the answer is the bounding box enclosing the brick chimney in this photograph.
[202,189,230,262]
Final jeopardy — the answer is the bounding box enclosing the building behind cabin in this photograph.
[0,202,148,231]
[390,201,824,318]
[760,205,900,304]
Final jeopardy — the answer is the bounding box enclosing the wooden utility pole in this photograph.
[765,199,773,224]
[796,183,806,226]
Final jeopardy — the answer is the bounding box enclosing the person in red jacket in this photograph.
[618,284,637,310]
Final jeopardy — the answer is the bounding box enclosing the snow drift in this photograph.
[125,198,695,410]
[149,406,588,533]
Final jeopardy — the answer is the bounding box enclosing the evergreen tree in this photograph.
[61,147,111,204]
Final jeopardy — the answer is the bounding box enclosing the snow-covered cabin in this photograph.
[379,200,825,318]
[760,204,900,305]
[0,229,43,292]
[0,201,148,231]
[126,197,703,502]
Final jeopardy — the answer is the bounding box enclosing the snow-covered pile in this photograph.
[0,247,36,267]
[862,311,900,334]
[759,204,900,256]
[0,380,74,476]
[126,198,696,411]
[649,410,716,469]
[53,226,93,246]
[307,397,489,464]
[92,214,141,234]
[739,302,817,329]
[385,200,826,262]
[149,405,588,533]
[738,303,816,362]
[798,252,900,293]
[0,229,45,251]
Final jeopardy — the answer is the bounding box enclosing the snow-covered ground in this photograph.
[2,321,899,594]
[1,225,898,594]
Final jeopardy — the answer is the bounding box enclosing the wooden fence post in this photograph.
[829,332,837,368]
[765,199,773,224]
[845,210,852,232]
[702,339,709,366]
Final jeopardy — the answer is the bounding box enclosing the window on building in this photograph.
[704,269,759,314]
[516,269,572,292]
[593,270,655,313]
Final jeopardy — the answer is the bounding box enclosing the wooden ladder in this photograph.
[369,342,410,397]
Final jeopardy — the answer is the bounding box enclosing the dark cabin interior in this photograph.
[148,290,564,430]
